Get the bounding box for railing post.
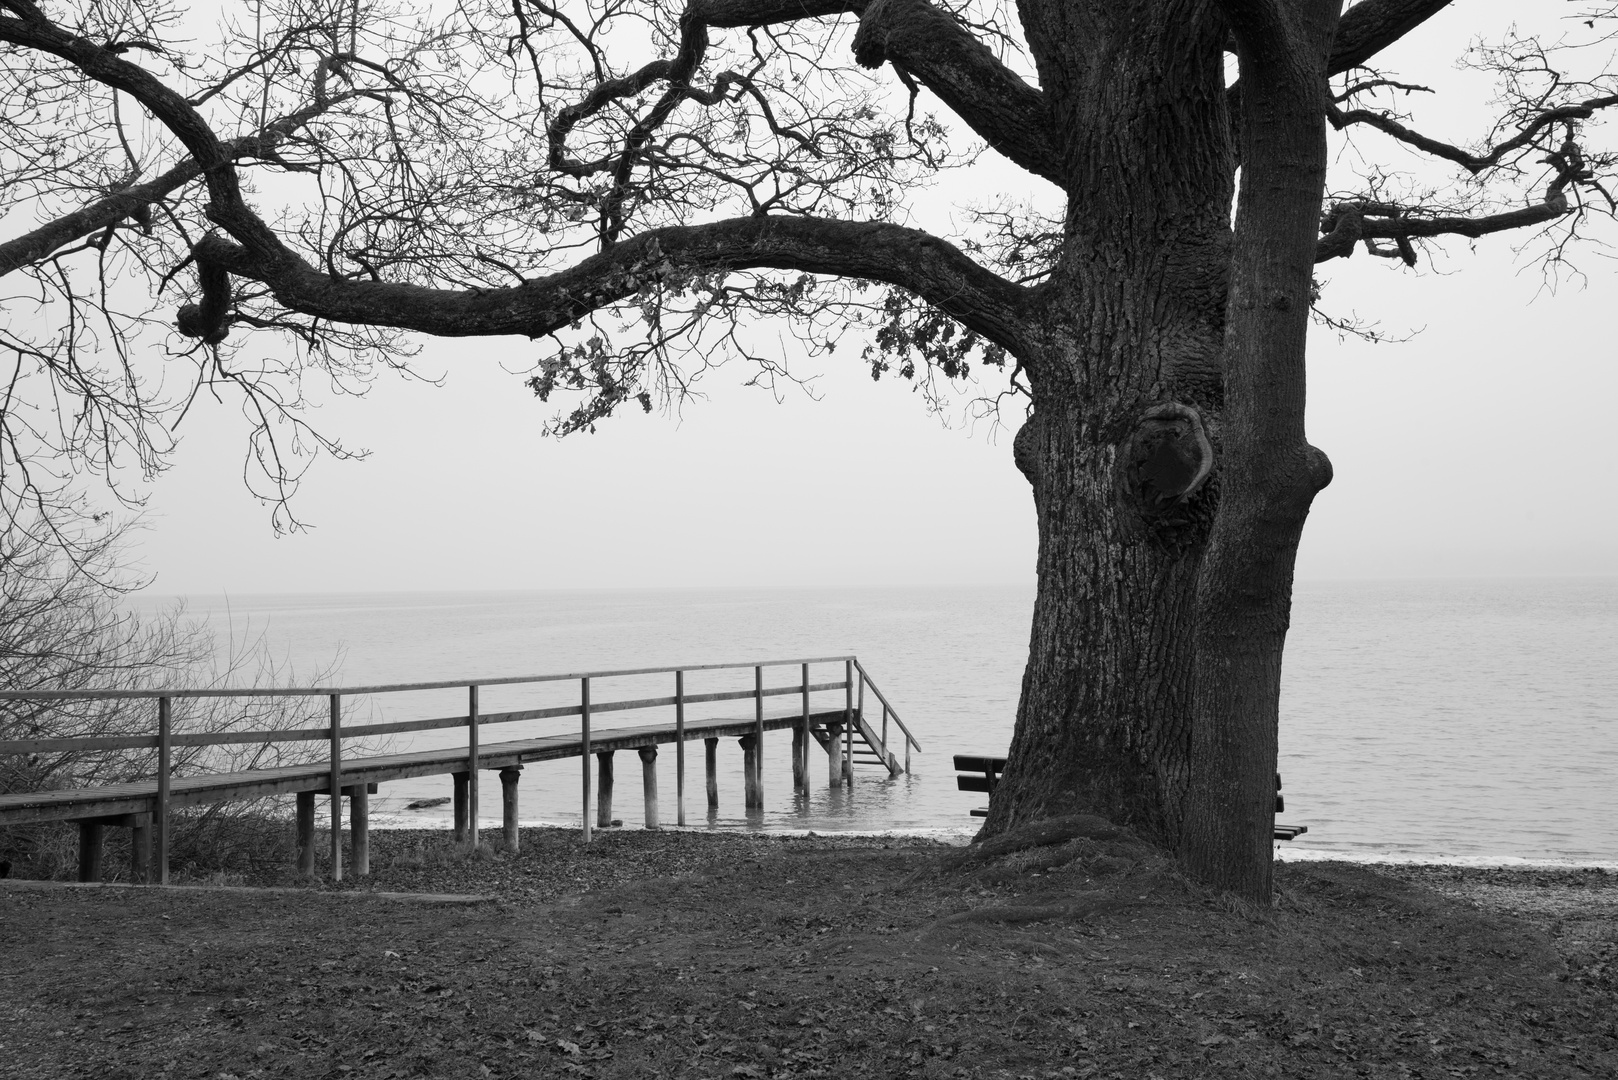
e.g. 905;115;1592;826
882;702;889;757
826;719;843;788
155;696;171;885
843;659;854;787
467;684;480;849
796;662;810;794
753;664;765;809
675;670;686;827
329;693;343;882
580;677;592;843
844;711;853;785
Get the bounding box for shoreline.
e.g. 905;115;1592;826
14;824;1617;926
352;812;1618;869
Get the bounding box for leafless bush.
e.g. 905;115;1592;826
0;515;343;878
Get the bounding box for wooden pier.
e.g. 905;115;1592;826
0;656;920;884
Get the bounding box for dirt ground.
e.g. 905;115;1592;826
2;823;1614;1079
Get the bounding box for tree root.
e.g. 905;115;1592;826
944;814;1133;869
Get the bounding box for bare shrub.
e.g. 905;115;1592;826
1;517;343;879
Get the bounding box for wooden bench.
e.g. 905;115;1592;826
953;755;1307;841
953;754;1005;817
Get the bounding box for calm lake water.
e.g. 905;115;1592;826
134;579;1617;864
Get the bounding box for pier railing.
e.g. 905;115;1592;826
0;654;921;884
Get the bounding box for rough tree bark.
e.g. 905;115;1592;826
1181;0;1341;897
981;1;1339;901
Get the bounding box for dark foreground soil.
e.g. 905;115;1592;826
2;823;1614;1079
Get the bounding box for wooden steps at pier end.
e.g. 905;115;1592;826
0;656;921;885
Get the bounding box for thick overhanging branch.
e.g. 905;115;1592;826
190;214;1032;355
1328;0;1453;76
2;2;1030;366
1225;1;1453;127
1227;0;1440;72
688;0;864;25
850;0;1060;183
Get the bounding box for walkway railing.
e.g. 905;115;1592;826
0;655;921;884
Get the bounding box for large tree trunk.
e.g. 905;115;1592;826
982;6;1233;849
991;389;1209;844
981;1;1339;903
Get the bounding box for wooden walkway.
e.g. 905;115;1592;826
0;710;874;823
0;657;919;885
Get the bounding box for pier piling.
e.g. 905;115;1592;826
741;735;762;809
499;766;522;853
704;737;719;809
597;751;615;828
296;791;316;877
130;813;150;883
75;820;103;883
792;724;806;794
346;784;370;877
452;771;470;843
639;746;659;828
826;721;843;788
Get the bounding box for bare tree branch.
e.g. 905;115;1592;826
850;0;1059;183
0;97;352;278
1315;187;1571;264
190;213;1031;354
1329;92;1618;173
0;7;291;266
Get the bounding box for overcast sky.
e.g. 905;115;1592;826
126;1;1618;598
